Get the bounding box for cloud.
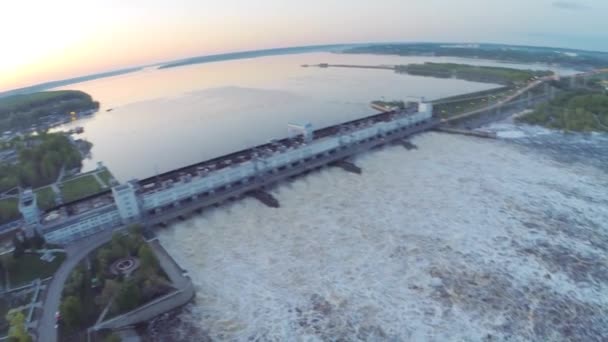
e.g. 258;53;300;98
552;1;590;10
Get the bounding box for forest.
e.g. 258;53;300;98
0;90;99;132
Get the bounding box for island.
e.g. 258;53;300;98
395;63;552;85
305;62;553;86
341;43;608;70
0;90;99;134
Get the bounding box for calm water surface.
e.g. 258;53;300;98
54;52;576;180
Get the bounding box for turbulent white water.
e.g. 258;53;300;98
152;130;608;341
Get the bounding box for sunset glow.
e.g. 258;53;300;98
1;0;607;91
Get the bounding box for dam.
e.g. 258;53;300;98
18;101;436;244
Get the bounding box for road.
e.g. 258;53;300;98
444;78;547;124
37;229;116;342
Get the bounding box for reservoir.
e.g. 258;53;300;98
54;52;576;181
55;51;607;340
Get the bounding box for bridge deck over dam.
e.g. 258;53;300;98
29;103;435;244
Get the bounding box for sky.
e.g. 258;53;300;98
1;0;607;91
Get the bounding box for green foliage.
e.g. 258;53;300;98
517;91;608;131
0;133;84;193
138;244;158;273
96;232;144;276
34;186;56;210
7;253;65;287
104;333;122;342
371;100;406;109
11;236;24;258
344;44;608;69
0;254;16;273
64;268;85;297
0;90;99;132
5;310;31;342
60;175;103;202
0;198;19;224
115;280;141;312
65;228;169;324
96;279;121;308
395;63;551;85
97;169;115;187
60;296;83;329
31;231;45;250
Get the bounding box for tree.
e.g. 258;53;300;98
1;254;15;272
96;279;121;308
110;233;128;259
31;231;45;250
128;224;143;237
116;280;141;312
64;269;84;296
138;244;158;273
60;296;83;329
6;310;32;342
104;333;122;342
12;236;24;258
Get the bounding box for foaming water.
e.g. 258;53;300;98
152;132;608;341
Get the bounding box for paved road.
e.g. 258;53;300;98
37;229;116;342
444;78;547;124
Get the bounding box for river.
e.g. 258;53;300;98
54;52;576;181
150;128;607;341
55;52;606;341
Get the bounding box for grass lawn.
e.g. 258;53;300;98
35;186;57;210
9;253;66;287
0;297;8;335
60;175;103;203
435;89;515;118
0;198;19;225
97;169;114;187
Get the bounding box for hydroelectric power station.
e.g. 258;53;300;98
19;101;436;244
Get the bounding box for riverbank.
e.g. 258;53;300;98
516;89;608;132
0;90;99;136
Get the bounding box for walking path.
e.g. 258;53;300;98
92;240;194;331
37;229;117;342
92;172;108;188
593;114;608;130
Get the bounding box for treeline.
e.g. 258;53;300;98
517;91;608;131
395;63;552;85
343;44;608;69
0;90;99;132
0;133;86;191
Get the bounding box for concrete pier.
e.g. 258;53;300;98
434;126;497;139
399;140;418;150
330;160;362;174
249;190;280;208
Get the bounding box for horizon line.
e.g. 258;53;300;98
2;40;606;97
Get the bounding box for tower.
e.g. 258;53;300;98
417;97;433;117
19;188;40;237
112;181;142;223
287;122;314;143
